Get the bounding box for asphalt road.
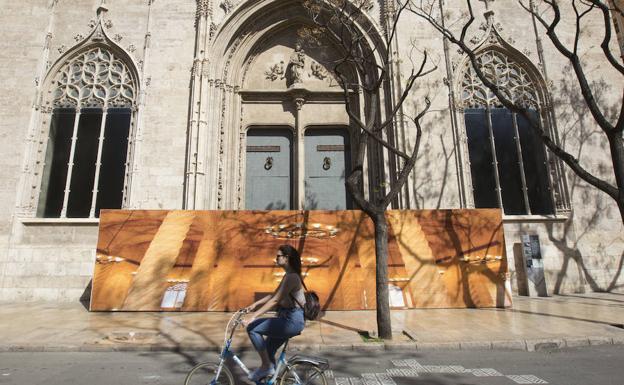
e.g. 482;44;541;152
0;344;622;385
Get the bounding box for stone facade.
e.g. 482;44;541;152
0;0;622;302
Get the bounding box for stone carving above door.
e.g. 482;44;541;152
254;37;339;90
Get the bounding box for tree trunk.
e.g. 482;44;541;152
373;212;392;339
608;132;624;224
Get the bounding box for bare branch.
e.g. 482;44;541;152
410;0;620;200
382;97;431;207
585;0;624;75
517;0;615;132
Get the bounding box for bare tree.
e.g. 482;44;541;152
410;0;624;222
303;0;437;338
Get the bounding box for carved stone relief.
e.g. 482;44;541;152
255;41;338;89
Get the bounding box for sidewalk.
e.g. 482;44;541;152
1;293;622;353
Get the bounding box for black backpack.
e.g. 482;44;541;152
291;280;321;321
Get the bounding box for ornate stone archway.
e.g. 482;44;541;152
185;0;390;210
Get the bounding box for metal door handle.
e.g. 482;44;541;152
264;156;273;170
323;157;331;170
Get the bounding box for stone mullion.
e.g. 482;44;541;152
485;105;504;210
89;108;108;218
512;113;531;214
60;110;82;218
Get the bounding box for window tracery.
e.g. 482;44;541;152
51;47;135;109
461;49;538;109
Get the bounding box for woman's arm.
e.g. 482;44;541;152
244;274;295;324
246;294;272;312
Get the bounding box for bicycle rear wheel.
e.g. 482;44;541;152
280;362;327;385
184;361;234;385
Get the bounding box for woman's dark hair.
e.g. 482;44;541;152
278;244;302;279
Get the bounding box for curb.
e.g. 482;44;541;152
0;335;621;353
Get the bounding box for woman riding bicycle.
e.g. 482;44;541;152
241;244;306;382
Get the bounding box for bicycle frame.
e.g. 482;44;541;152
212;310;304;385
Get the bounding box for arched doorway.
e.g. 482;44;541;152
186;0;388;210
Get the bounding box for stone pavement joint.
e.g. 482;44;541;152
0;293;622;353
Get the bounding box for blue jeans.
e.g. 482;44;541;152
246;308;305;364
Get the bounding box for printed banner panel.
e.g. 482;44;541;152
90;209;510;311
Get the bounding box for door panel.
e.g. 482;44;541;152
245;129;293;210
304;128;351;210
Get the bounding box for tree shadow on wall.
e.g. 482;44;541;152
545;65;624;294
386;209;508;308
409;106;456;210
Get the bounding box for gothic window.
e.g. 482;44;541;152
37;47;136;218
462;49;554;215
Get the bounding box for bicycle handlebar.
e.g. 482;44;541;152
223;308;252;345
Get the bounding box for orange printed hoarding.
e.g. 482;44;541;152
90;209;510;311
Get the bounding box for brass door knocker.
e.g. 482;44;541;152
322;157;331;170
264;156;273;170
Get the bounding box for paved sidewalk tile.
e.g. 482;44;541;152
0;293;623;353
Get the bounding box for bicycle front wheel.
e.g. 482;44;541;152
184;361;234;385
280;362;327;385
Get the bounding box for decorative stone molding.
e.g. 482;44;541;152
201;58;210;76
220;0;234;14
44;33;53;49
191;58;201;76
196;0;210;20
310;60;328;80
209;22;217;41
265;61;285;81
294;96;305;110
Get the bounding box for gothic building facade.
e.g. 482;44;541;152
0;0;622;302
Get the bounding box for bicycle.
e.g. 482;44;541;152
184;309;329;385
